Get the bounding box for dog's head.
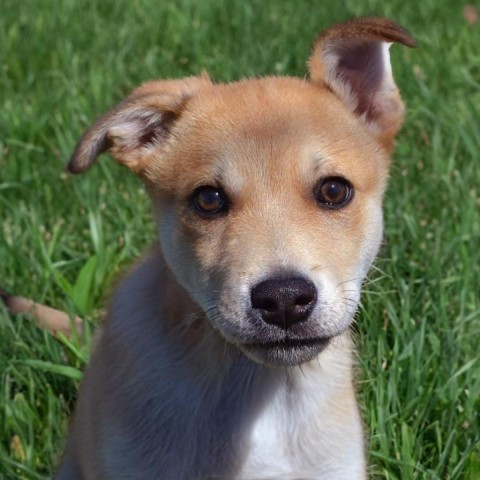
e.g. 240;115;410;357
69;18;414;366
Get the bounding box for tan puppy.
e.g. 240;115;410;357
57;18;415;479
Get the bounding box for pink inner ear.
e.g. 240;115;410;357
333;41;386;121
107;108;179;153
135;110;179;148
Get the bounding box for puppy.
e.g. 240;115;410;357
56;18;415;479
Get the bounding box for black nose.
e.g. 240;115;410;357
250;277;317;330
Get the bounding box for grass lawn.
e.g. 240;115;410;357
1;0;479;478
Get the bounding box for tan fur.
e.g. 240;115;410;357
57;17;414;480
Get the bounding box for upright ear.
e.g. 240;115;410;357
68;74;211;174
308;17;415;150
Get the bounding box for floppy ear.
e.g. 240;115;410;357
308;17;415;150
68;75;211;174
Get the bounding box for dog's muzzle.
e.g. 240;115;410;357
240;276;331;366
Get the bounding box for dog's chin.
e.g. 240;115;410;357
239;337;332;367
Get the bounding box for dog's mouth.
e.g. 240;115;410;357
240;336;332;366
246;337;329;350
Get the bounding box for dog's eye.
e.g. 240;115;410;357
192;186;229;217
315;177;353;208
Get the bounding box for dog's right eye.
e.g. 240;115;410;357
191;186;229;218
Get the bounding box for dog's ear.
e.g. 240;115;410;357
68;75;211;174
308;18;415;150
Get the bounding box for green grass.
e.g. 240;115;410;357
1;0;479;478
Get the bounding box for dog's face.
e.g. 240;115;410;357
150;79;388;366
69;18;414;366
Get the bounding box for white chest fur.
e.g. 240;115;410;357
236;340;366;480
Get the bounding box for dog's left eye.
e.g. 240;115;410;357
314;177;353;208
192;186;229;217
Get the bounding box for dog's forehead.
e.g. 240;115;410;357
189;77;358;142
